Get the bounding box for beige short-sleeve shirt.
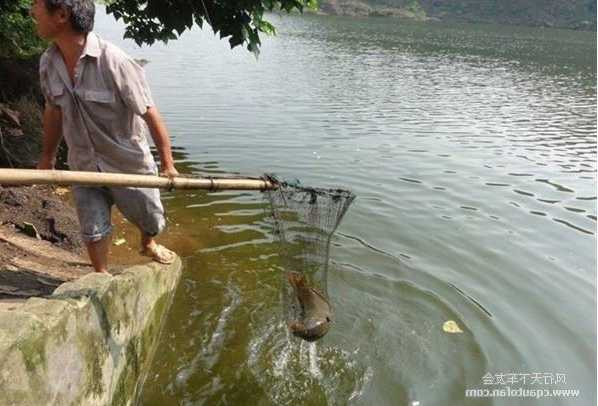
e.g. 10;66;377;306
39;32;157;174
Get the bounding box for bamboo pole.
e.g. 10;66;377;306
0;169;277;191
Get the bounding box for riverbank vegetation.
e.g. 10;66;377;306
319;0;596;30
0;0;45;59
0;1;46;168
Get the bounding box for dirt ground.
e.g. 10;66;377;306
0;185;91;300
0;185;82;251
0;184;157;301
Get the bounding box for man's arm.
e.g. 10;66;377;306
143;106;179;178
37;103;62;169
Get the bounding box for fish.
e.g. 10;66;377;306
287;272;333;342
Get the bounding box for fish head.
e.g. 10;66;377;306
291;316;332;342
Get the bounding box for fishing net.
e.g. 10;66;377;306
264;175;356;341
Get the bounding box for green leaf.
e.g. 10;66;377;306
101;0;314;54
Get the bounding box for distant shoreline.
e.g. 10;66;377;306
310;0;596;32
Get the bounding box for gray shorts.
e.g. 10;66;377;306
72;185;165;242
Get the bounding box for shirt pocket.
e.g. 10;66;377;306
50;83;66;107
81;89;116;104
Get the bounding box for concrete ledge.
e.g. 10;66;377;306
0;258;182;406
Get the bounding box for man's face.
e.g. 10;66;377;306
30;0;68;40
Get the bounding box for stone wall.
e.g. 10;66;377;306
0;258;182;406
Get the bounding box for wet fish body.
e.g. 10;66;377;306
287;272;333;342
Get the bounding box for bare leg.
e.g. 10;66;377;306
85;236;110;273
140;231;155;252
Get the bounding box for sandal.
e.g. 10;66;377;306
141;243;176;265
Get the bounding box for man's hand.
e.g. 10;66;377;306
160;165;179;179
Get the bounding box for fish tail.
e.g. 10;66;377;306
287;272;306;287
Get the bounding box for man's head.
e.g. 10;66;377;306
30;0;95;40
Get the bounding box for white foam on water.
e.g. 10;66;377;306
200;282;241;370
348;365;373;402
272;329;291;378
247;317;373;405
307;342;323;379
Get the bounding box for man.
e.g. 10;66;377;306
30;0;178;272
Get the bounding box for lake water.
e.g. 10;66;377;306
94;7;596;406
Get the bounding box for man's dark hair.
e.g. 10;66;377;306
44;0;95;33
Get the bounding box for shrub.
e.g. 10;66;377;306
0;0;45;59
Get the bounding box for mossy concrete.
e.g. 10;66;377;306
0;258;181;406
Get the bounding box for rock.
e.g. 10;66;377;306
0;258;182;405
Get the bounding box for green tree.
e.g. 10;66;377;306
0;0;45;58
106;0;318;55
